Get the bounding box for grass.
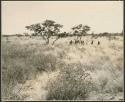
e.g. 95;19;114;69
1;39;59;100
1;36;123;100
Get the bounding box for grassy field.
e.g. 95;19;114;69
1;35;123;101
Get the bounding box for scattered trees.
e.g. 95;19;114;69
25;19;121;45
26;20;95;45
25;20;91;44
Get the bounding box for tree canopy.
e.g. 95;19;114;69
72;24;90;36
25;20;63;44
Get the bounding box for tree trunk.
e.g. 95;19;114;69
77;36;79;40
52;36;59;45
46;38;49;44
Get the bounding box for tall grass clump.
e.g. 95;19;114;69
46;63;94;100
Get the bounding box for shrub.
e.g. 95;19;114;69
46;63;94;100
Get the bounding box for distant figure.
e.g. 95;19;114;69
75;40;79;44
98;41;100;45
91;40;93;45
81;40;84;45
80;40;82;44
77;40;80;44
69;40;73;45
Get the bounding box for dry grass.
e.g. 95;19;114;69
1;36;123;101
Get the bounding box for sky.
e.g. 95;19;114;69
2;1;123;35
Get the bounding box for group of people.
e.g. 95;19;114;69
69;39;100;45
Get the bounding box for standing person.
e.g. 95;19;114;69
98;41;100;45
91;40;93;45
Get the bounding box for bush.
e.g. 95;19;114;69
46;63;94;100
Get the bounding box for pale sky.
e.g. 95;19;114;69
2;1;123;35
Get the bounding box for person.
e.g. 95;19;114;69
81;40;84;45
69;40;73;45
98;41;100;45
91;40;93;45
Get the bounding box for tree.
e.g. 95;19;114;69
42;20;63;44
25;20;63;44
71;24;90;39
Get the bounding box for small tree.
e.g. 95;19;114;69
25;20;63;44
71;24;90;40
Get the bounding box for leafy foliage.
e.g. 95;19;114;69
25;20;63;44
72;24;90;36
